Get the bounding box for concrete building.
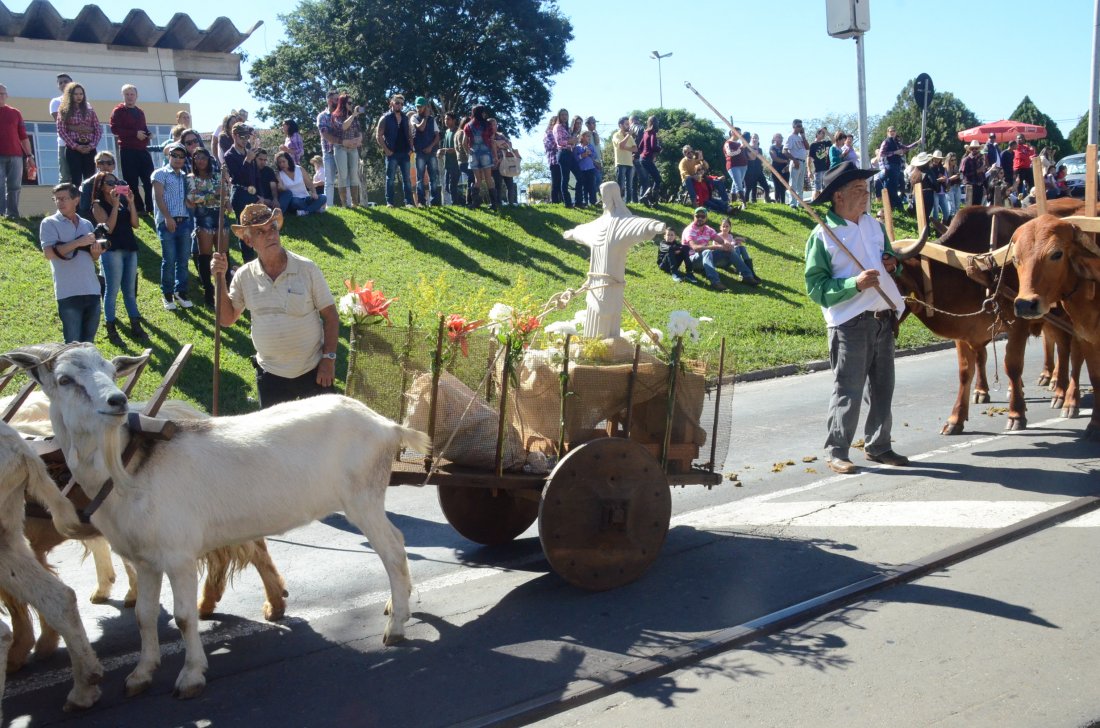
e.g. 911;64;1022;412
0;0;259;215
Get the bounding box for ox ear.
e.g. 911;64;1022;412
1074;228;1100;258
110;355;146;380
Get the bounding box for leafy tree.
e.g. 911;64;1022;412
805;111;882;158
1007;96;1072;158
248;0;573;160
871;79;980;161
1068;113;1089;153
628;108;727;199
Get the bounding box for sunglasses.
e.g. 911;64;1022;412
183;139;200;145
97;161;115;167
104;179;119;186
170;153;188;159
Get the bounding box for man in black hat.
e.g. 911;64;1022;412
804;161;909;474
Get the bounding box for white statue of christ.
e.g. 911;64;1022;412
562;182;666;339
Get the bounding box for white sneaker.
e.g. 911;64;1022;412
162;297;177;311
297;210;308;216
173;293;194;309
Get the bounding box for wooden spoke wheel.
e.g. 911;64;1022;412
539;438;671;591
437;484;540;546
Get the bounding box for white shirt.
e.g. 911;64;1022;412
278;167;309;198
814;213;903;326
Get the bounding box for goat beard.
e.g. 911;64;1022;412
63;416;132;494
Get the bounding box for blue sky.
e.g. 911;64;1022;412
24;0;1097;158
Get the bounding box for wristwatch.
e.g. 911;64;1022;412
321;352;337;360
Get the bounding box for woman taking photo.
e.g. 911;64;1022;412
274;151;326;215
185;147;224;307
92;170;145;345
331;94;364;207
637;115;662;207
57;82;101;185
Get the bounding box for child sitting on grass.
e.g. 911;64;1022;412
716;216;761;284
657;227;698;283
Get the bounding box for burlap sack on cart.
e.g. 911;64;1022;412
404;371;548;473
511;344;707;453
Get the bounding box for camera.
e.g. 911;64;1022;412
356;105;365;114
93;223;111;251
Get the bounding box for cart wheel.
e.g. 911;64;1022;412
539;438;670;591
438;485;540;546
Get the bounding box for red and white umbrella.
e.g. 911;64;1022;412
957;120;1047;144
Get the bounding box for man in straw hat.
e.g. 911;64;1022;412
959;140;987;206
804;161;910;474
211;203;339;408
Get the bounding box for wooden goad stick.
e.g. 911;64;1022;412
684;81;898;310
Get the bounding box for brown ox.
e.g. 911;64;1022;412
897;198;1084;434
1012;214;1100;440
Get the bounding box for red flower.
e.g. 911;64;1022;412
345;279;396;324
516;315;541;336
445;314;481;358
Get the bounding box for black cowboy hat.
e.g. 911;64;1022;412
810;161;877;206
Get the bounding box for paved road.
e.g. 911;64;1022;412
4;343;1096;727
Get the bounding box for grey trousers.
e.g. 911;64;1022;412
0;155;22;217
825;313;896;460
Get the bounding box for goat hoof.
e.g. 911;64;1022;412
382;627;405;646
198;601;216;620
123;596;137;609
1036;374;1051;386
63;685;101;712
383;597;392;616
941;421;964;436
1051;397;1064;409
262;601;285;622
1005;417;1027;431
173;674;206;700
125;672;153;697
973;391;990;404
89;593;109;605
1063;407;1079;419
6;655;27;674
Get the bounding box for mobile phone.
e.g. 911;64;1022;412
115;184;131;198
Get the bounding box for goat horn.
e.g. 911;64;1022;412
892;225;932;261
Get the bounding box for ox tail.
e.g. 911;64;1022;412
398;425;432;457
21;448;83;540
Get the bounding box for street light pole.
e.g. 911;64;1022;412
650;51;672;108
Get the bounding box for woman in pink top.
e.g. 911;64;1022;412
57;83;101;185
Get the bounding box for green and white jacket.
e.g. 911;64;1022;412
804;210;904;327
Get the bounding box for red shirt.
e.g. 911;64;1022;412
109;103;150;150
724;139;748;169
0;105;28;157
1013;143;1034;172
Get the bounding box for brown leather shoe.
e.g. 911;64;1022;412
866;450;910;466
827;457;857;474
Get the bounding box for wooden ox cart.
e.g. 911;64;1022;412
347;321;730;591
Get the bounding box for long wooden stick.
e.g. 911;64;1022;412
211;170;230;416
685;82;897;309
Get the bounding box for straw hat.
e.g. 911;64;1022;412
230;204;283;238
931;149;944;161
909;151;932;168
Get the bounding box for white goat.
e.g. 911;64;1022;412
1;343;422;699
0;392;289;675
0;419;103;716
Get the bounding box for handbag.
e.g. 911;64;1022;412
499;150;521;177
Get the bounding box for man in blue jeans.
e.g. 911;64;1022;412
40;183;103;342
375;94;414;207
804;162;909;475
316;90;339;207
410;97;441;207
152;142;194;310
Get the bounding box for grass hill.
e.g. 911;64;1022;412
0;201;935;415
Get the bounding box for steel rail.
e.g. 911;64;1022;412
457;494;1100;728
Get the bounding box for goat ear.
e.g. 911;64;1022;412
0;350;46;382
110;355;146;380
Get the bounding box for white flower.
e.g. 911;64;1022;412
699;316;714;323
667;311;701;342
487;303;513;334
338;293;362;318
544;321;579;337
572;308;587;329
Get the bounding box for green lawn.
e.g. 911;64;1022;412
0;201;936;415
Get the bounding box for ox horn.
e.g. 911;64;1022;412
892;225;932;261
